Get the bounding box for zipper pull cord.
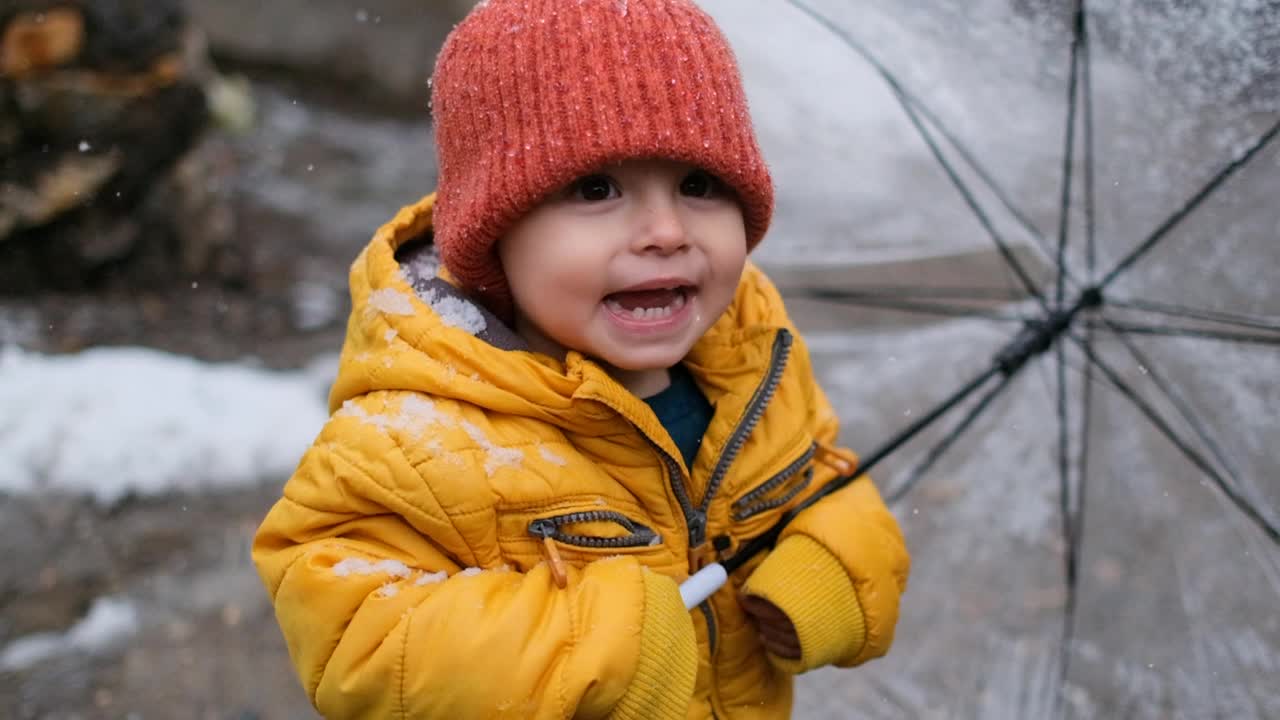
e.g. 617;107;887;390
541;535;568;589
530;518;569;589
814;440;857;475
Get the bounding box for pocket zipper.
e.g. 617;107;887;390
528;511;663;589
731;443;816;521
528;510;662;549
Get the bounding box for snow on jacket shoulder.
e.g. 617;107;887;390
252;193;909;720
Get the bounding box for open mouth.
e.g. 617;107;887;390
603;285;694;321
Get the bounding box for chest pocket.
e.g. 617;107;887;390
527;509;661;551
730;441;816;522
722;438;862;560
496;497;670;578
716;435;814;550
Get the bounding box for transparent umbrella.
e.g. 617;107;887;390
690;1;1280;717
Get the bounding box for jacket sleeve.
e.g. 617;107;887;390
253;421;697;720
741;337;910;673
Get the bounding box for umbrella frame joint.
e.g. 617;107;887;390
995;290;1100;375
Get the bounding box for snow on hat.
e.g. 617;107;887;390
430;0;774;321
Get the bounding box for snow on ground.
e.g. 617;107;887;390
0;346;333;505
0;596;138;671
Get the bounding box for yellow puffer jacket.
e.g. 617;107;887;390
253;194;909;719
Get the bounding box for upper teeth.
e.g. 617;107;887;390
607;292;687;320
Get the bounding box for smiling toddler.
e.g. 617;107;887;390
253;1;909;718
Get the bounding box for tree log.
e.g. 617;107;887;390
0;0;222;293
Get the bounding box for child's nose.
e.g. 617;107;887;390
633;196;689;255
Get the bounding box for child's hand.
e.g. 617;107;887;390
740;594;801;660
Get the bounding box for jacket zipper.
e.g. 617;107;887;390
646;441;720;661
691;329;794;552
731;442;816;520
682;328;791;693
527;510;661;549
657;449;702;549
583;330;792;663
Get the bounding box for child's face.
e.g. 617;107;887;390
498;158;747;375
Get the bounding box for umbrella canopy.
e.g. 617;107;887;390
701;0;1280;717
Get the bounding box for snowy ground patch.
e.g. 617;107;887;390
0;596;139;671
0;346;333;505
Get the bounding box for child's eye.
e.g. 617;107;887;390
569;175;619;202
680;170;725;199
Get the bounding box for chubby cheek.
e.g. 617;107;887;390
704;248;747;317
501;234;601;318
525;264;604;331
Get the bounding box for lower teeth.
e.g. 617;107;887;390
607;292;688;320
631;306;668;320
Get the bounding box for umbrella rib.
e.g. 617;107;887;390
1098;118;1280;291
885;370;1018;505
1068;333;1280;546
786;288;1031;322
1071;326;1096;618
1038;8;1094;701
902;97;1064;275
1095;317;1243;481
789;285;1028;301
890;84;1050;310
1055;338;1078;719
1054;1;1085;308
1072;6;1098;662
786;0;1050;310
1087;319;1280;347
1054;5;1085;696
1106;298;1280;334
1080;4;1097;285
1059;12;1100;702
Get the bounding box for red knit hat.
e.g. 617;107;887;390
430;0;774;321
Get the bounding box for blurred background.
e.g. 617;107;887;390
1;1;1278;718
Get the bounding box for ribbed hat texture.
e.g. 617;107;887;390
430;0;774;320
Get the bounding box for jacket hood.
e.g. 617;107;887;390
330;193;791;430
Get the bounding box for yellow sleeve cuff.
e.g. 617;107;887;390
609;569;697;720
741;534;867;673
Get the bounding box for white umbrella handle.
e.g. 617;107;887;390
679;563;728;609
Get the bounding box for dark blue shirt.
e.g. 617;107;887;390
643;363;713;469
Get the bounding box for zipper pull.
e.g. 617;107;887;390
688;541;715;571
687;509;707;545
530;519;568;589
541;536;568;589
686;509;713;569
814;440;858;475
